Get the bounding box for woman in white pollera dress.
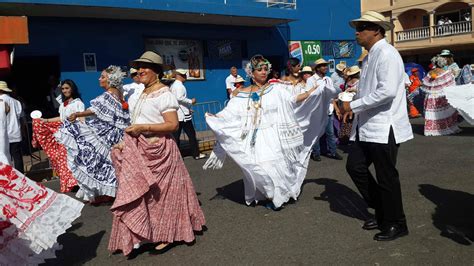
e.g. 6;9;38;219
204;54;337;210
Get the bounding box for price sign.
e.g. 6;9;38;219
288;41;322;66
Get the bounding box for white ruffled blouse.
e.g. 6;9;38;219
58;98;85;122
128;86;179;124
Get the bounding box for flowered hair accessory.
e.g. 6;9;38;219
105;65;126;92
245;54;272;78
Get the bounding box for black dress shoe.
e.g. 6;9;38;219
373;225;408;241
362;219;378;230
327;152;343;160
310;154;321;161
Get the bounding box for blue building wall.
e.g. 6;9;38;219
11;0;361;126
0;0;298;20
16;17;289;108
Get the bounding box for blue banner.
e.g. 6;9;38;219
332;41;355;58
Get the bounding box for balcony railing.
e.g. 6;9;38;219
396;20;472;42
396;26;430;42
432;20;472;37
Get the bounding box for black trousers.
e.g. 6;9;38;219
346;128;406;228
172;120;200;157
9;142;24;173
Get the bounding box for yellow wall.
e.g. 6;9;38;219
360;0;474;56
362;0;472;13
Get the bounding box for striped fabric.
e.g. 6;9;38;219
108;134;205;256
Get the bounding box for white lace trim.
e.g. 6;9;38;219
0;193;83;265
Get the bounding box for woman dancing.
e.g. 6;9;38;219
421;55;461;136
55;66;130;202
204;54;337;209
108;51;205;256
32;79;84;192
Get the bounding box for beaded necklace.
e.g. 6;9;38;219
240;83;269;147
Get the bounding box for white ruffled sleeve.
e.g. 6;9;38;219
158;92;179;114
72;99;85;113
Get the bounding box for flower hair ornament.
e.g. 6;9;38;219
430;55;447;69
245;54;272;78
105;65;126;92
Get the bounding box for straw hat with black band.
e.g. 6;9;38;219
345;66;361;77
440;49;453;57
300;66;313;75
232;76;245;84
130;51;163;67
336;63;346;73
314;58;329;67
174;68;188;79
349;11;394;31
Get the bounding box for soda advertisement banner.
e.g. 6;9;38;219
332;41;354;58
288;41;322;66
145;38;204;80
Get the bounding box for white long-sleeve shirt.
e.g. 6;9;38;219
170;80;193;122
123;82;145;100
349;39;413;144
306;73;339;115
0;94;23;143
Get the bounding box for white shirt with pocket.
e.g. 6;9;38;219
349;39;413;144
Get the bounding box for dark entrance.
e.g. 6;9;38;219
10;56;60;117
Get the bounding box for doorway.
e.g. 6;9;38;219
10;56;60;117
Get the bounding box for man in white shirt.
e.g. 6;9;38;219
307;58;342;161
331;63;346;91
342;11;413;241
225;66;242;99
0;81;24;172
123;68;145;100
170;69;206;160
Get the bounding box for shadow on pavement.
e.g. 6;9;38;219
308;178;372;221
209;179;246;205
419;184;474;245
43;229;106;265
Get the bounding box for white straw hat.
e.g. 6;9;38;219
0;81;12;92
350;11;394;31
346;66;361;76
314;58;329;66
174;69;188;76
300;66;313;74
440;49;453;56
232;76;245;83
336;63;346;72
130;51;164;67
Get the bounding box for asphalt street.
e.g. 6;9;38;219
42;119;474;265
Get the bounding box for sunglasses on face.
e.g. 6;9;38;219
355;23;378;32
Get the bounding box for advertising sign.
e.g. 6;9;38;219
288;41;322;66
208;40;242;60
145;38;204;80
332;41;355;58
